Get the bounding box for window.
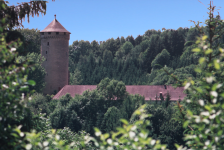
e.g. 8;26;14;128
41;32;44;35
160;92;163;97
64;32;66;35
56;32;59;35
164;85;167;89
46;51;47;54
47;42;49;46
48;32;51;35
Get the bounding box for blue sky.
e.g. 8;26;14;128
8;0;224;46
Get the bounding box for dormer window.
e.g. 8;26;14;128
160;92;163;97
48;32;51;35
56;32;59;35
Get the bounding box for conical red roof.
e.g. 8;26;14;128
40;19;71;34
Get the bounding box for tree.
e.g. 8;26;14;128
126;35;135;46
168;29;185;56
26;53;46;93
151;49;170;69
97;78;127;101
107;38;117;57
139;39;150;52
70;68;83;85
121;41;133;55
135;35;143;45
1;1;51;30
91;40;100;57
29;93;50;116
163;2;224;149
164;91;171;108
120;36;125;45
143;34;161;73
17;28;41;54
100;106;121;133
144;29;160;38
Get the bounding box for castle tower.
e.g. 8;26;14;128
40;15;71;95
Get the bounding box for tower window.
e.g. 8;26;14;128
64;32;66;35
48;32;51;35
47;42;49;46
46;51;47;54
56;32;59;35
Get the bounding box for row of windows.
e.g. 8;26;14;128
41;32;67;35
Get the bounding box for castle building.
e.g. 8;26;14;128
40;16;186;100
53;85;186;101
40;15;71;95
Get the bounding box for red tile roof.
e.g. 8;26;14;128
53;85;186;101
40;19;71;34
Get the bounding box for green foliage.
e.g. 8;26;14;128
26;53;46;92
180;31;224;149
29;93;51;115
151;49;171;69
70;68;83;85
101;106;121;133
0;12;35;150
25;128;92;150
97;77;127;101
130;103;185;150
17;28;41;55
85;105;167;150
121;41;134;55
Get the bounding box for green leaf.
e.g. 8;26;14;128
211;83;218;91
28;80;36;86
192;48;201;52
187;110;193;116
175;143;180;148
194;67;202;73
199;57;205;64
220;93;224;98
205;49;213;55
120;119;129;125
202;35;208;40
214;59;220;70
183;121;189;128
218;130;223;136
205;105;211;111
196;87;203;93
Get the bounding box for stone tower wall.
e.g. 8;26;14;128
40;32;70;94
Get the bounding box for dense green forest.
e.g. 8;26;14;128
1;0;224;150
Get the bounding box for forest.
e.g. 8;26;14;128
1;0;224;150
